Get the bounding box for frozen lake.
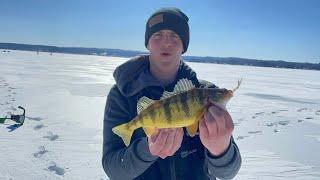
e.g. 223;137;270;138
1;50;319;179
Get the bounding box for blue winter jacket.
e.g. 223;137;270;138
102;55;241;180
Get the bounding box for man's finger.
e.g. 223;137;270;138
150;128;160;142
169;128;183;154
151;129;169;154
159;129;176;156
223;110;234;131
208;106;226;135
204;110;218;137
199;117;209;138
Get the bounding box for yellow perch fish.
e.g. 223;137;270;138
112;78;242;146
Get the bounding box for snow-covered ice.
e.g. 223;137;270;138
0;50;319;179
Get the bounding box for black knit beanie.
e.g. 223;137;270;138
145;7;189;54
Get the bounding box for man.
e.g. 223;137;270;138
102;7;241;180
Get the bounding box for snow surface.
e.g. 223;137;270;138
0;50;319;179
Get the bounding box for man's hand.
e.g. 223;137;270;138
199;104;234;156
148;128;184;159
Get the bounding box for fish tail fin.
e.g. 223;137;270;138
112;123;136;146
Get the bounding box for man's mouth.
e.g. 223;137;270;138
161;52;171;56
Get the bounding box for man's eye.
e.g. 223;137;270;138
171;34;179;39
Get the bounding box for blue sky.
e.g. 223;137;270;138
0;0;319;63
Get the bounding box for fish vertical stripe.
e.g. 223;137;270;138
131;117;139;127
196;89;205;105
206;88;211;101
180;91;190;117
139;114;145;126
148;107;156;122
172;95;181;113
189;89;196;103
163;99;172;123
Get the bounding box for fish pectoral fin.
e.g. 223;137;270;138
186;122;199;137
143;127;157;137
186;109;205;137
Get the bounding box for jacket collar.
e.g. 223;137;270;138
113;55;198;97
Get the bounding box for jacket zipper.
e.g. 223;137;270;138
170;157;176;180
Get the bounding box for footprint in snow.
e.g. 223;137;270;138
236;135;249;140
26;116;46;121
43;131;59;141
278;109;288;112
278;120;290;126
248;130;263;134
298;119;304;123
47;162;66;176
266;122;277;127
238;118;244;122
254;112;265;115
34;124;46;130
9;106;17;111
297;108;308;112
33;146;48;158
305;117;314;120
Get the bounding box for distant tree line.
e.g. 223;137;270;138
1;42;319;70
183;56;320;70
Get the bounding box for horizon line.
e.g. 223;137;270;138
0;41;317;64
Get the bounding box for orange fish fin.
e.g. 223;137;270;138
186;121;199;137
143;127;157;137
187;108;207;137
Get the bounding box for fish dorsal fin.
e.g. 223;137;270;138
160;78;195;99
174;78;195;92
160;91;175;99
137;79;195;113
137;96;155;114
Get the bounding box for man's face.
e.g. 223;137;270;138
147;30;184;68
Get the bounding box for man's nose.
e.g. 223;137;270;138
162;35;172;47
